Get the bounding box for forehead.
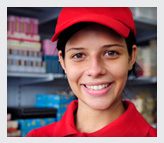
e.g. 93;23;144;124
66;24;125;47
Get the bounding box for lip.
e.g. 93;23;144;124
82;82;110;86
81;82;113;96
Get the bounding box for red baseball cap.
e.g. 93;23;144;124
51;7;136;42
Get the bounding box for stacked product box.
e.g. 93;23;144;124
42;39;58;56
7;49;46;73
42;39;63;73
136;40;157;77
7;114;21;137
35;92;75;121
18;118;56;137
43;56;63;73
7;16;39;39
7;15;46;73
129;91;157;127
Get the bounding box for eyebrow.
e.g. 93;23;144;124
66;44;124;53
66;47;85;53
102;44;124;48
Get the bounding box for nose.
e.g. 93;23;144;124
85;56;106;78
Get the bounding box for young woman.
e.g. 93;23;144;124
26;7;157;137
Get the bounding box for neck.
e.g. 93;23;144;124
75;99;125;133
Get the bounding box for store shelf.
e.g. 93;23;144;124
7;72;66;85
133;16;157;26
132;16;157;43
127;76;157;85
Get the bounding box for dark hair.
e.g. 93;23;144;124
57;22;142;78
125;32;143;77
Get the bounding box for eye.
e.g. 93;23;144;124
72;53;86;59
104;50;119;56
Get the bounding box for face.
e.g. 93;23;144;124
59;24;137;111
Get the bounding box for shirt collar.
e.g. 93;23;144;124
53;100;79;137
53;100;150;137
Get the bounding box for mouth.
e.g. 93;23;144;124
82;82;113;96
84;83;112;91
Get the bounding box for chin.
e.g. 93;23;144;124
87;100;112;111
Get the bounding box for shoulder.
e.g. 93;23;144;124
26;122;58;137
146;126;157;137
123;100;157;137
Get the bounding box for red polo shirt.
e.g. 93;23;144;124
26;100;157;137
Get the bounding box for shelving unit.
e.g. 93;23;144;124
127;76;157;85
133;16;157;43
7;72;66;85
7;72;64;78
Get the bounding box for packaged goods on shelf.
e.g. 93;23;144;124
35;92;75;121
42;39;58;56
136;40;157;77
130;91;156;125
7;48;46;73
8;49;42;61
18;118;56;129
7;38;41;51
7;120;18;132
18;118;56;137
7;15;40;42
43;55;63;73
35;94;75;109
7;130;21;137
7;59;46;73
7;31;40;41
7;15;47;74
7;16;39;35
7;120;21;137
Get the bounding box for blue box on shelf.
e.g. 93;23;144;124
43;56;63;73
35;93;76;122
36;94;65;104
18;118;56;137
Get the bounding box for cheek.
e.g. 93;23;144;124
65;63;83;99
108;59;129;96
111;64;128;78
65;62;82;85
109;57;129;78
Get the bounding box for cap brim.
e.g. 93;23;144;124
51;14;130;42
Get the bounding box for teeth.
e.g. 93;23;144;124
85;84;109;90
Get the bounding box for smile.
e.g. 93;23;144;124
82;82;113;96
85;83;110;90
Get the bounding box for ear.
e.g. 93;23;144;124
128;45;137;70
58;50;66;73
